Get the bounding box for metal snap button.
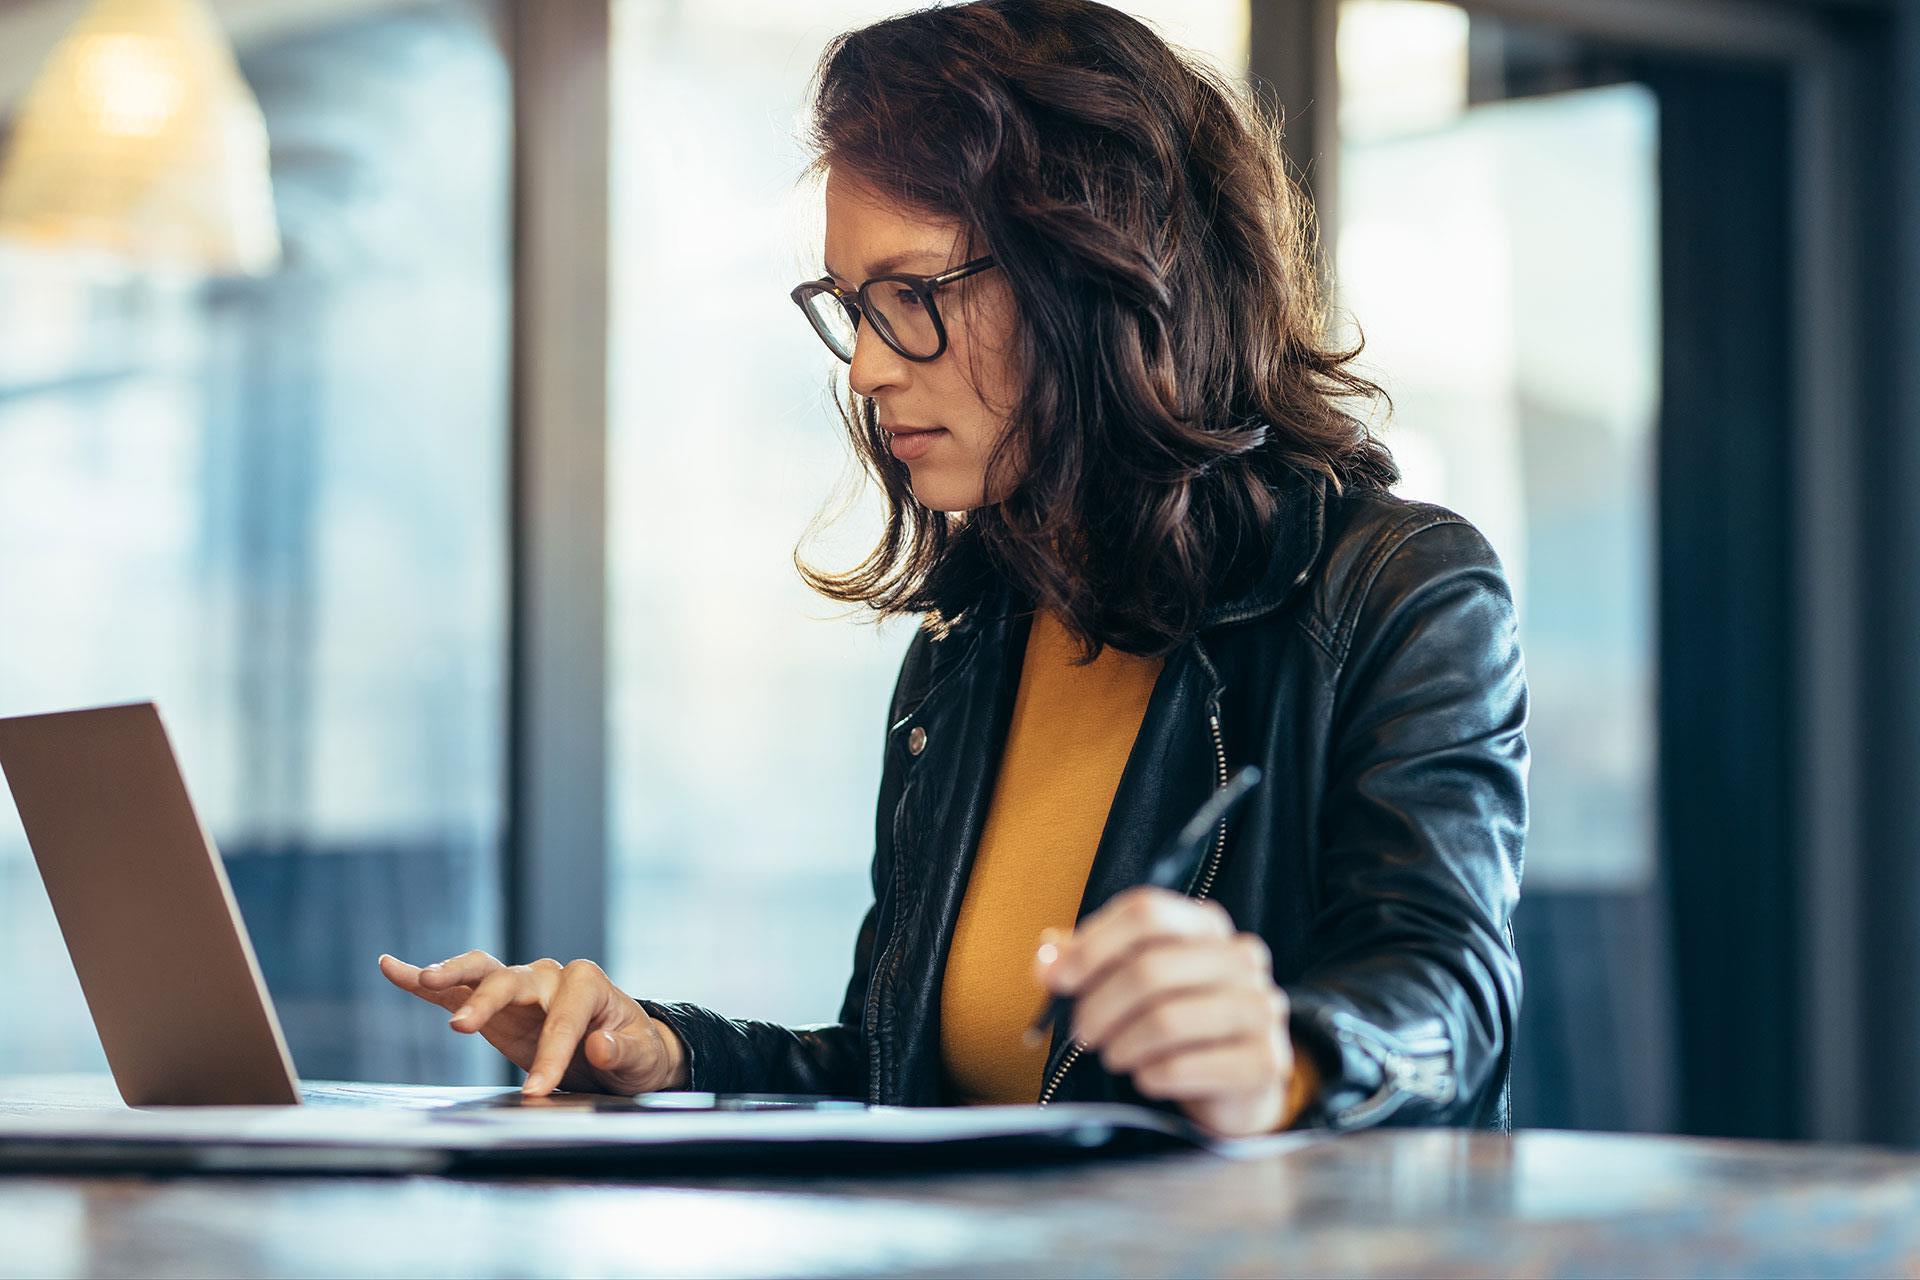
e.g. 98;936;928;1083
907;725;927;756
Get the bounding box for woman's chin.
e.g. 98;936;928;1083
906;473;987;514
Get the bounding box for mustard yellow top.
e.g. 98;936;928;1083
939;606;1165;1105
938;606;1320;1129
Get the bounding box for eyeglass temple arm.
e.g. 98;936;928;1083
927;256;996;287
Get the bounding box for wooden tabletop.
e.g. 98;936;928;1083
4;1076;1919;1278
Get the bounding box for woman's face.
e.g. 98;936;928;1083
822;168;1022;512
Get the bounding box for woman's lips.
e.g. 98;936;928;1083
888;428;946;462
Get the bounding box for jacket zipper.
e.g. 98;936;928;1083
1320;1010;1454;1128
1037;697;1231;1107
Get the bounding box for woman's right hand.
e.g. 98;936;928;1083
377;951;688;1096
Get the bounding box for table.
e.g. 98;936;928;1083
4;1076;1919;1278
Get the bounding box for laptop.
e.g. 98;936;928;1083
0;702;858;1114
0;701;509;1108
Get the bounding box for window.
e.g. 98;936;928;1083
1334;0;1660;890
0;1;511;1082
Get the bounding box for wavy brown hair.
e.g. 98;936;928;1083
795;0;1397;660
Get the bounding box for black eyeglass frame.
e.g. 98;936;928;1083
790;255;998;364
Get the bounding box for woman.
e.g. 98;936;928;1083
380;0;1527;1138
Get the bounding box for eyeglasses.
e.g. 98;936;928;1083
790;255;998;363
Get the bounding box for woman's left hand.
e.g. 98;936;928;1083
1034;886;1299;1138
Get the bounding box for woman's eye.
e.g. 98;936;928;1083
892;289;923;308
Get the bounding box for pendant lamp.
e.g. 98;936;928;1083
0;0;280;275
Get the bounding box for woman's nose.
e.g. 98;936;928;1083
847;323;908;398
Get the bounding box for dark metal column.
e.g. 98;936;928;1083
1248;0;1341;269
1861;0;1920;1146
504;0;612;967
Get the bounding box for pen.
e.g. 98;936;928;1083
1023;764;1264;1049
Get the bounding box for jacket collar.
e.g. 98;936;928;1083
1196;461;1328;629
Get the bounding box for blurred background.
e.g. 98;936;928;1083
0;0;1914;1146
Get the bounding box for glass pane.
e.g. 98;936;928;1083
0;1;511;1082
1334;0;1660;890
607;0;1249;1023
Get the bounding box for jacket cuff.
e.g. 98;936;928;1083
636;998;719;1092
1285;988;1456;1131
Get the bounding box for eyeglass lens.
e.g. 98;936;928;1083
800;281;942;361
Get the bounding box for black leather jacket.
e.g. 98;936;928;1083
640;463;1528;1131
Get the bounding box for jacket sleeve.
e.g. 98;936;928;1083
633;630;929;1098
1284;516;1528;1131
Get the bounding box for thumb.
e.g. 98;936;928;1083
584;1024;667;1091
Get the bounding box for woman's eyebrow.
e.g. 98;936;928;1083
823;249;950;282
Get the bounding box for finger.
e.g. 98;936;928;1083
1132;1034;1287;1101
449;965;551;1034
1042;888;1234;996
418;950;507;992
1100;986;1279;1075
523;962;608;1094
378;954;474;1013
378;953;426;989
1068;939;1253;1050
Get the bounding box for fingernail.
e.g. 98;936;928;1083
424;962;442;972
450;1005;472;1023
522;1072;549;1094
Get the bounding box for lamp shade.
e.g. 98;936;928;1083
0;0;280;275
